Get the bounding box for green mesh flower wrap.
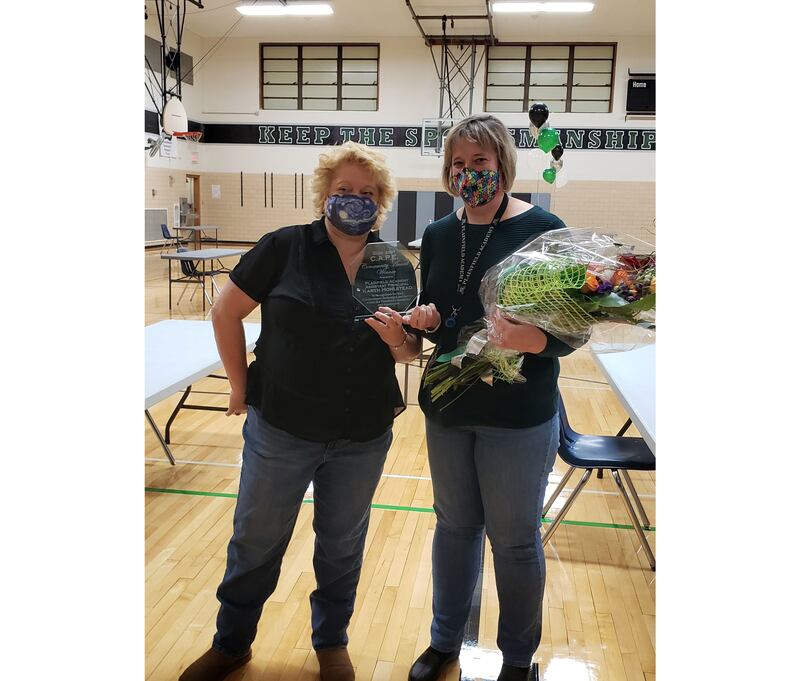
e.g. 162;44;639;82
493;258;596;343
497;260;586;301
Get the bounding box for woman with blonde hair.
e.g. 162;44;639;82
402;115;578;681
181;142;422;681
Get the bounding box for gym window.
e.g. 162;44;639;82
261;43;379;111
485;43;616;114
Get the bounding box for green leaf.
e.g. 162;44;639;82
568;291;656;318
600;293;655;316
565;290;600;312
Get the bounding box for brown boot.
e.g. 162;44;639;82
179;647;252;681
316;647;355;681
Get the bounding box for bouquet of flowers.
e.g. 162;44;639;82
424;227;656;405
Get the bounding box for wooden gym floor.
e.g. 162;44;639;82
145;247;655;681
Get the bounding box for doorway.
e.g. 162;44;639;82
185;174;201;226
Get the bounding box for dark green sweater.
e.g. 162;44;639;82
418;204;576;429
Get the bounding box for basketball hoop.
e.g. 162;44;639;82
421;118;456;157
172;131;203;143
173;130;203;164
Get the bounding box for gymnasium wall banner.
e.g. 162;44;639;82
144;111;655;151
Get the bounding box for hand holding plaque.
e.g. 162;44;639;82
353;242;419;320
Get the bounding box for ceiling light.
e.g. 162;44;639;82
492;2;594;13
236;2;334;16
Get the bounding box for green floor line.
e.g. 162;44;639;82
145;487;655;532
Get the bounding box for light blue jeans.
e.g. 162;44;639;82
212;406;391;656
425;415;559;667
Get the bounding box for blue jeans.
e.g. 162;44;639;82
425;415;559;667
212;406;391;656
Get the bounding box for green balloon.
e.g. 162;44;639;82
537;128;560;154
543;168;556;184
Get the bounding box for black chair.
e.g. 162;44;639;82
160;223;187;254
542;395;656;570
175;247;224;308
175;247;200;305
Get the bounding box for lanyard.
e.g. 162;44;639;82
444;192;509;329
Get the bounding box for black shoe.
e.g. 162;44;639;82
496;663;539;681
408;646;460;681
179;647;252;681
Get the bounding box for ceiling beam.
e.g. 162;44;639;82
427;35;495;46
405;0;498;47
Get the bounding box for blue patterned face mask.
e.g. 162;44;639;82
325;194;379;235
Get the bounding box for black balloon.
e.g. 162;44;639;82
551;144;564;161
528;103;549;129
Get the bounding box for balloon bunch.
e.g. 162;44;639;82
528;103;564;185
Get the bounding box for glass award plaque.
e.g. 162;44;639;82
353;242;419;320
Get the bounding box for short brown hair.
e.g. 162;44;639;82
310;141;397;230
441;114;517;196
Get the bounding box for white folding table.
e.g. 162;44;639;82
145;320;260;464
591;344;655;453
161;248;246;311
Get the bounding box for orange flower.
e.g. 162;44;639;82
581;273;601;293
612;269;632;286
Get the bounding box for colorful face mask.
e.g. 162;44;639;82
450;168;501;207
325;194;379;235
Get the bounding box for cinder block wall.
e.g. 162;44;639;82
145;167;655;246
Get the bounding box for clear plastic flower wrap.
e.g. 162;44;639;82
426;322;526;406
483;227;655;349
424;227;655;406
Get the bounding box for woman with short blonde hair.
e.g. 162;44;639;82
403;114;578;681
311;141;397;228
181;141;418;681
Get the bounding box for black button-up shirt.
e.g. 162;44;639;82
229;218;405;443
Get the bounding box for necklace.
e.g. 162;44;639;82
445;193;509;329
